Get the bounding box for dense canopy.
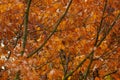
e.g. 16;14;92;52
0;0;120;80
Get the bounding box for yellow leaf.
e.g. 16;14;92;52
68;76;71;80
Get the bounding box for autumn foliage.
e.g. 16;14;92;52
0;0;120;80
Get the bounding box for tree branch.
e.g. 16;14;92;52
63;6;120;80
94;0;108;46
21;0;32;56
14;70;21;80
27;0;73;58
83;53;94;80
103;70;117;78
97;12;120;47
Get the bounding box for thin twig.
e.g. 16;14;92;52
94;45;118;61
103;70;118;78
60;49;69;77
94;0;108;46
35;54;60;69
97;12;120;47
84;53;94;80
63;5;120;80
13;15;24;48
63;50;94;80
14;70;21;80
27;0;73;58
83;12;120;80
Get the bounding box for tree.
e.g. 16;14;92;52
0;0;120;80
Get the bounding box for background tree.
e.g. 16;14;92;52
0;0;120;80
